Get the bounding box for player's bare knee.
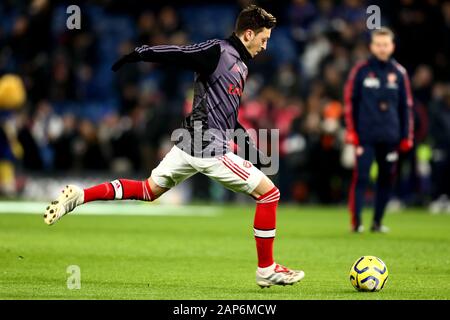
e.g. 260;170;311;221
147;177;169;200
253;185;280;203
252;176;278;199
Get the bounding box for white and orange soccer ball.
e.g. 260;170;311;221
349;256;389;292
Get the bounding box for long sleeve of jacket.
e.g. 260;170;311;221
134;40;221;75
397;67;414;142
344;61;365;135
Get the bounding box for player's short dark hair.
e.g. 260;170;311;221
234;5;276;35
371;27;395;41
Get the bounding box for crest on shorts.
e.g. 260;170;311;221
243;160;252;168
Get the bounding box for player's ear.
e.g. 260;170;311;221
244;29;255;42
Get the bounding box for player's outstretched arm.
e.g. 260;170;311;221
112;40;221;75
111;51;141;71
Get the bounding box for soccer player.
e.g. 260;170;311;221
44;5;304;288
345;27;414;233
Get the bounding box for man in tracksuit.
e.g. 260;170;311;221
344;27;414;233
44;6;305;288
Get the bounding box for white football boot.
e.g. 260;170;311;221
256;263;305;288
44;185;84;225
352;225;365;233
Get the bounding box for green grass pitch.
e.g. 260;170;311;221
1;204;449;300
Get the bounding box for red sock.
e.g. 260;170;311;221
254;187;280;268
84;179;154;203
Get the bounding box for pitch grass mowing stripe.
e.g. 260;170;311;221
0;201;221;217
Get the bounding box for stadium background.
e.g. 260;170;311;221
1;0;450;302
0;0;449;210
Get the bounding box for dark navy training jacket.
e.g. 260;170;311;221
344;56;414;145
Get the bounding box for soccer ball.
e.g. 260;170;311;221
349;256;388;292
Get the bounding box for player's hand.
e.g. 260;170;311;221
399;138;413;153
345;130;359;146
111;51;141;72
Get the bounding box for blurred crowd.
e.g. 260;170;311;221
1;0;450;208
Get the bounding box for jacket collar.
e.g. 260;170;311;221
227;33;253;62
369;55;392;68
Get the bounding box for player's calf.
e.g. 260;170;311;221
254;186;280;269
252;185;305;288
84;179;156;202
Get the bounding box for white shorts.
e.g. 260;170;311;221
150;146;265;194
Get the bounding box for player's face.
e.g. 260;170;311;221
370;35;395;61
245;28;272;57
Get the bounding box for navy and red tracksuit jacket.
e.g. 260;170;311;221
344;56;414;146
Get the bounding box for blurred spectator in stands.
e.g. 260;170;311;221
351;40;370;63
335;0;366;26
274;63;299;97
75;64;102;101
49;50;76;102
112;108;144;173
114;41;140;114
285;102;310;202
0;74;26;195
50;113;78;171
137;11;158;45
391;65;432;207
0;117;21;195
153;7;190;116
273;94;302;200
390;0;437;72
310;0;336;32
287;0;318;53
74;119;107;171
158;6;184;40
412;64;434;105
428;84;450;213
321;36;351;79
30;100;61;169
300;30;331;82
7;1;52;105
17;111;43;171
300;81;324;201
322;62;344;101
434;1;450;81
70;30;98;68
